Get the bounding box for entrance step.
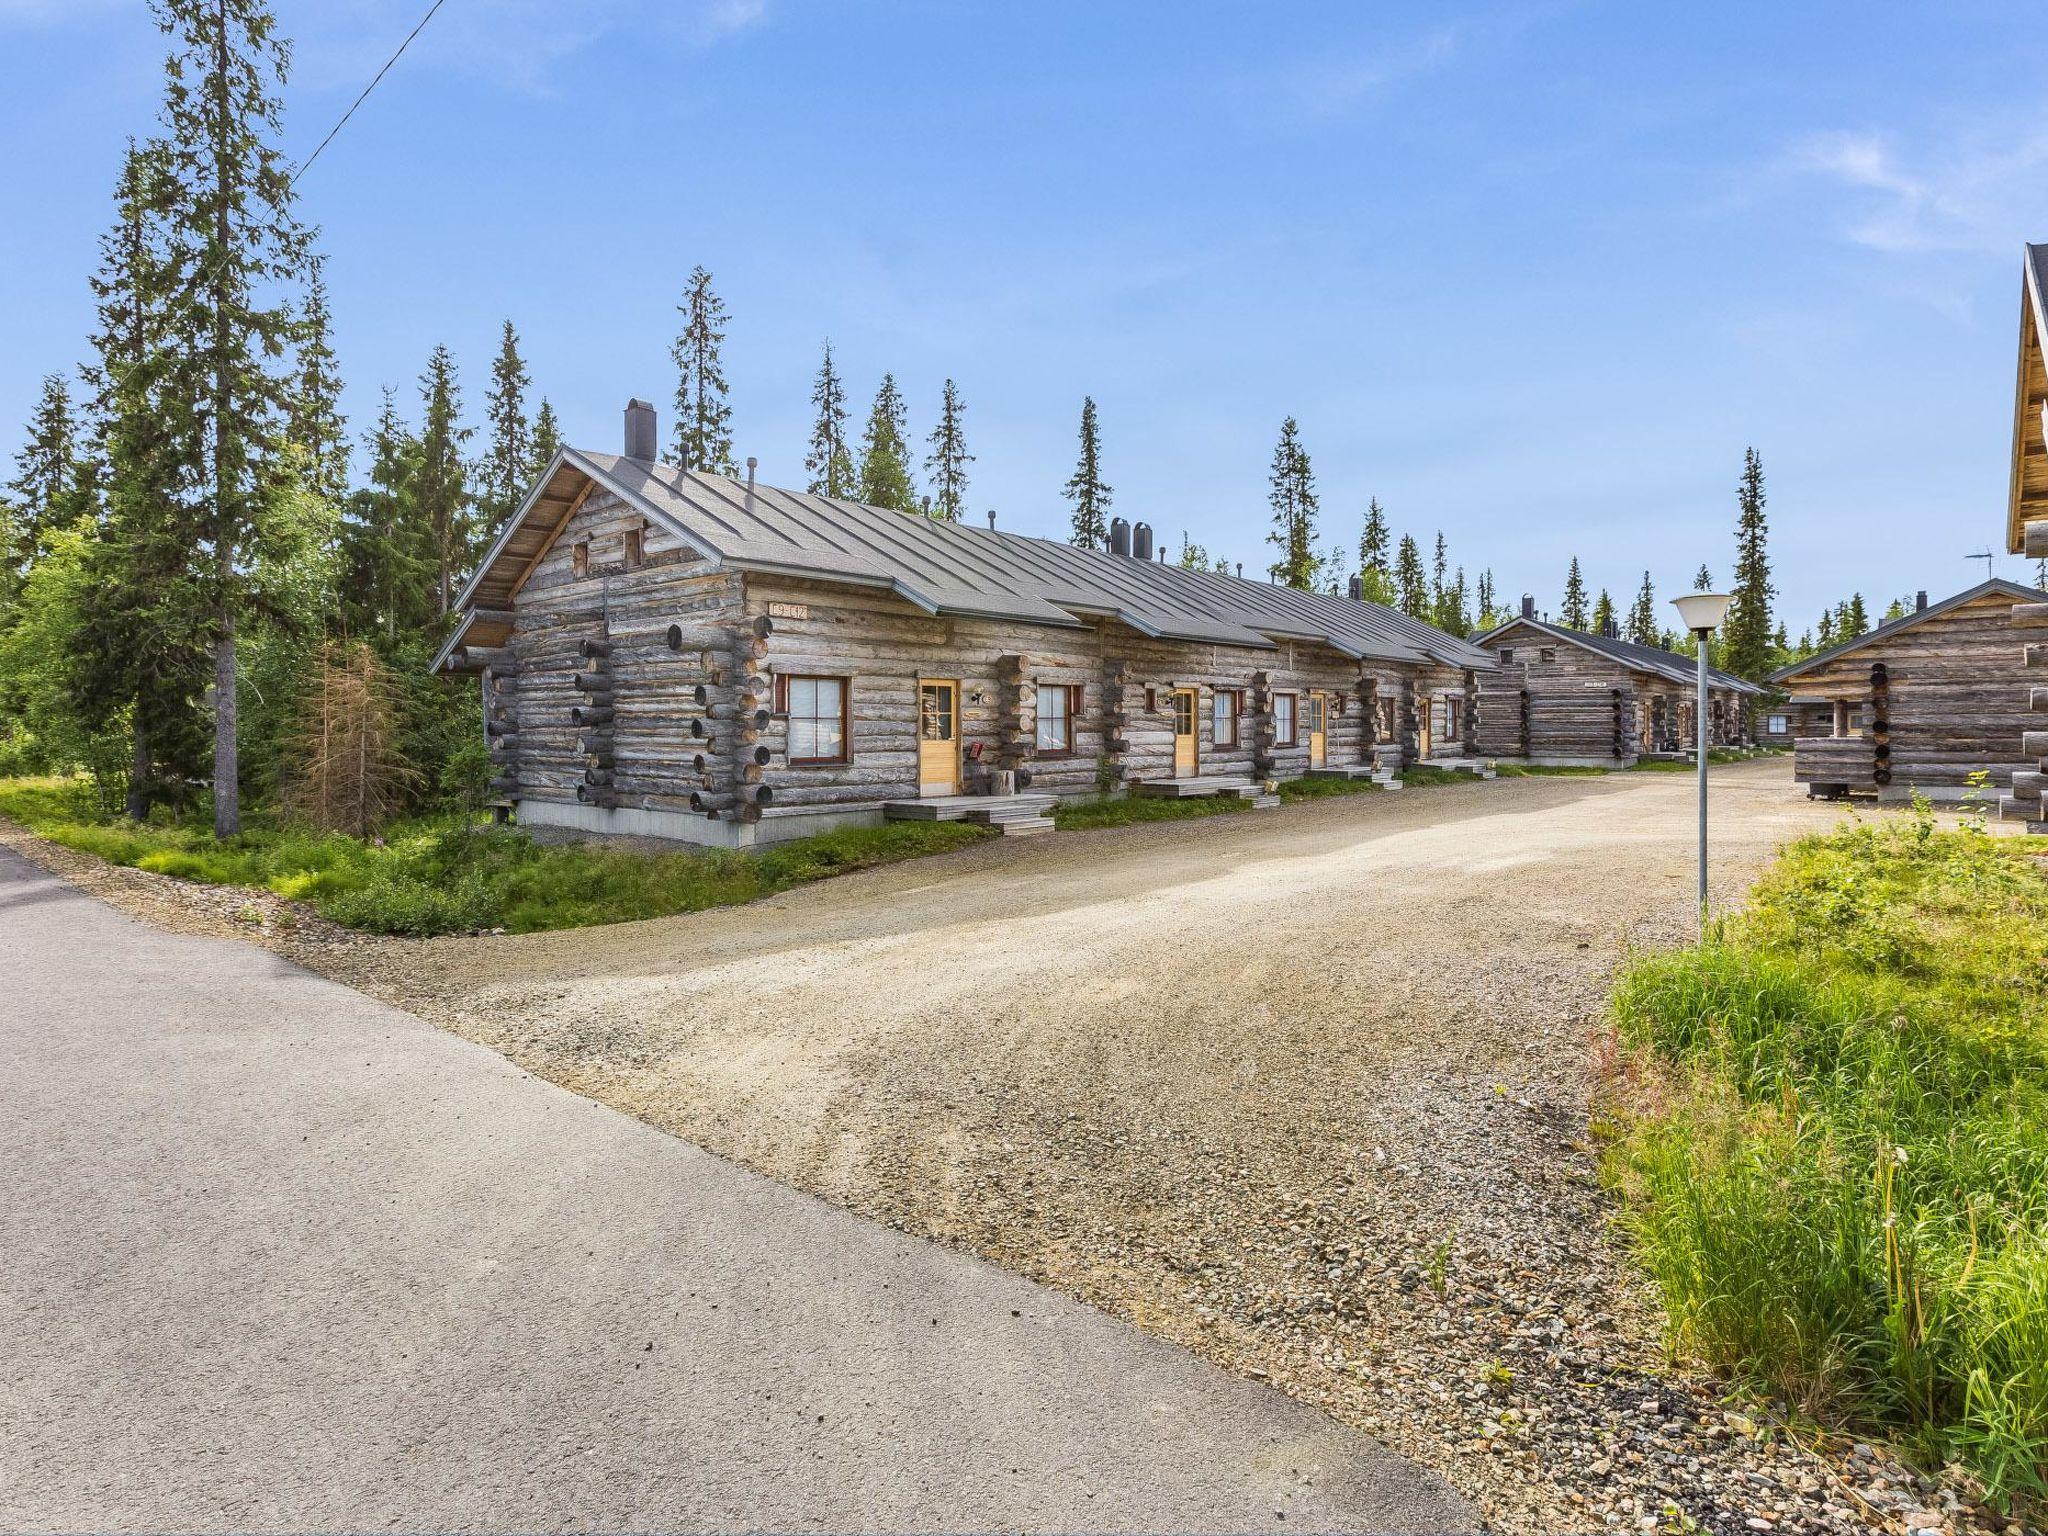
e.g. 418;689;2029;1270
884;792;1059;824
1132;776;1257;800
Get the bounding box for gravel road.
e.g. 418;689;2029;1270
5;760;1996;1532
0;843;1473;1534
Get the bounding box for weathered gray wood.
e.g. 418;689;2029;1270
2025;519;2048;560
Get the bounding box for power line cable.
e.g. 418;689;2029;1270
291;0;449;194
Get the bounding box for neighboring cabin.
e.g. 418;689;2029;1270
1771;580;2048;806
2001;242;2048;832
436;401;1496;847
1470;602;1763;767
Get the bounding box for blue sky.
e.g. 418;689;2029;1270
3;1;2045;635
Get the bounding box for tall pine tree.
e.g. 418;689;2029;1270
1476;568;1498;628
288;251;347;503
530;397;561;478
152;0;310;837
1722;446;1774;681
1264;417;1319;589
339;388;432;643
1591;587;1616;636
479;319;532;526
1627;571;1657;645
1561;557;1589;629
1394;534;1427;618
1064;396;1111;549
1694;563;1713;591
1356;496;1393;603
6;374;84;577
1429;531;1449;623
803;343;854;497
670;265;734;474
415;345;472;617
923;378;971;521
856;373;916;511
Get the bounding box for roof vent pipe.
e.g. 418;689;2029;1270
1132;522;1153;561
1521;594;1536;619
624;398;657;461
1915;589;1928;612
1109;517;1131;558
1348;575;1363;601
744;456;758;514
986;509;996;530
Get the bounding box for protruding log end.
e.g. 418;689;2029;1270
2025;519;2048;560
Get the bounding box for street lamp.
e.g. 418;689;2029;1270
1671;591;1734;923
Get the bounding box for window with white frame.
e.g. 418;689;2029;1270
1273;692;1297;746
1767;714;1787;735
1212;688;1240;747
778;675;849;764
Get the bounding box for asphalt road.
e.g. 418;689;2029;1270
0;844;1472;1534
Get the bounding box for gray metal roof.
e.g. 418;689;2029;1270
1476;615;1766;694
1769;577;2048;684
450;449;1496;671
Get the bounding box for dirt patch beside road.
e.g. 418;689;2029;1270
272;759;1918;1533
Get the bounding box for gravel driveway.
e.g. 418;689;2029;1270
284;758;1897;1533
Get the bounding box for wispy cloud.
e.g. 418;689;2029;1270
1785;122;2048;255
1272;23;1467;121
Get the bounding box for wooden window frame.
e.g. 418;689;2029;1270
1539;646;1555;663
1035;682;1079;758
775;674;852;766
1212;687;1241;748
571;540;590;578
1273;691;1298;747
623;525;644;570
1499;647;1514;663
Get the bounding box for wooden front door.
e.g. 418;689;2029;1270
918;679;959;796
1306;691;1328;767
1172;688;1198;778
1417;698;1433;758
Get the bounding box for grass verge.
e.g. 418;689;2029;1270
1052;792;1252;829
1600;805;2048;1507
1275;774;1382;801
0;776;990;937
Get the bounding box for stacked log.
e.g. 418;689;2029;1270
573;629;618;810
1462;669;1479;753
484;667;518;798
2011;534;2048;829
1869;661;1892;790
1101;660;1129;784
688;616;774;824
1357;672;1379;758
1399;679;1420;762
1610;687;1631;760
1249;670;1275;778
994;655;1034;784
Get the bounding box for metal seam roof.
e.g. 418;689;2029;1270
1476;616;1765;694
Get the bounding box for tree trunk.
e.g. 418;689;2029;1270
126;707;151;823
213;619;238;838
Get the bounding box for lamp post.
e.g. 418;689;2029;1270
1671;592;1734;922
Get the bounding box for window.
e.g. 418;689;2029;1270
624;526;644;569
571;541;590;578
1273;692;1297;746
1445;698;1464;738
1499;648;1514;663
1036;683;1077;755
1212;688;1240;747
1539;647;1555;663
777;675;849;764
1767;713;1788;735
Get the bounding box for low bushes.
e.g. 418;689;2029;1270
1603;807;2048;1505
0;777;988;937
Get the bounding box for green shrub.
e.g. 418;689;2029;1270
1604;815;2048;1505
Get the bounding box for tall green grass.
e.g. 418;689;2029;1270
1603;807;2048;1504
0;776;988;937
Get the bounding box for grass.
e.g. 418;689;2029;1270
1275;773;1381;801
1394;764;1468;787
1052;792;1252;829
1494;763;1610;778
0;776;990;937
1600;802;2048;1507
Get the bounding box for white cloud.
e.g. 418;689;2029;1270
1786;122;2048;255
1272;23;1466;121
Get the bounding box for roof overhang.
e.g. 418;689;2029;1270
2008;245;2048;555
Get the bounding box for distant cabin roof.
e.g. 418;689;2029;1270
439;447;1496;673
2008;242;2048;555
1769;578;2048;684
1475;615;1766;695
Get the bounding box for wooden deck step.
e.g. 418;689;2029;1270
884;792;1058;824
1304;765;1376;780
1131;776;1257;799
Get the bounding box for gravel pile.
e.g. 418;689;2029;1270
2;769;2033;1535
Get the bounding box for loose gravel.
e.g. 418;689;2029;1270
3;763;2032;1535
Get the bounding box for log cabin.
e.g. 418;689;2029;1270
1470;600;1763;767
1771;579;2048;806
434;401;1498;846
2002;242;2048;832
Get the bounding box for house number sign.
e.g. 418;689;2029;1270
767;602;810;620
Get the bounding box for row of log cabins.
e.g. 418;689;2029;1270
1469;605;1761;766
1773;579;2048;806
2002;241;2048;833
437;401;1509;846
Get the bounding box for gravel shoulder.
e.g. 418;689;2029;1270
2;762;1996;1532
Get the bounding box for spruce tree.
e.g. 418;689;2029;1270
479;319;532;525
1476;568;1498;627
803;343;854;498
1264;417;1319;589
670;265;734;474
152;0;309;838
530;397;561;477
1445;567;1471;637
288;251;347;503
6;374;84;576
1592;587;1616;636
1064;396;1111;549
855;373;916;511
1694;563;1713;591
1356;497;1395;603
1722;446;1774;681
1394;534;1427;618
1817;609;1836;648
1845;592;1869;636
1561;557;1589;629
923;378;971;521
1627;571;1657;645
2036;557;2048;590
339;388;431;642
414;345;473;617
1429;531;1449;622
